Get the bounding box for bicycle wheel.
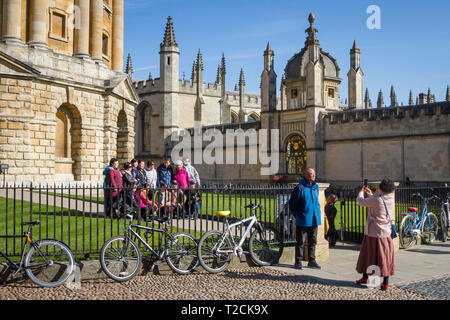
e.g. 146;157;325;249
165;232;199;275
421;213;439;244
197;230;233;273
248;225;283;266
441;209;448;242
399;215;416;249
25;240;74;288
100;235;142;282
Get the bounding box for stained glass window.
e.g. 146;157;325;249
286;135;306;174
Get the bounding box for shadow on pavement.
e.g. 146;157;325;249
223;268;361;290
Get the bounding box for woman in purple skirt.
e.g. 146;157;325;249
355;178;396;291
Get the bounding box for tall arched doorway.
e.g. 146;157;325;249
55;104;82;180
285;134;307;175
135;101;152;155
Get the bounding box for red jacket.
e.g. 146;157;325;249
107;168;123;197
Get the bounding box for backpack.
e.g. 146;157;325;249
288;184;304;215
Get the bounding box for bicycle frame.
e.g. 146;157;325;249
216;215;259;255
123;222;173;261
0;232;50;277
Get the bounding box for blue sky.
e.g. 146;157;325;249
124;0;450;104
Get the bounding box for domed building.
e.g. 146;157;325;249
282;13;342;109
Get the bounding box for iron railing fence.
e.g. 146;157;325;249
1;183;448;256
329;185;450;243
0;183;296;257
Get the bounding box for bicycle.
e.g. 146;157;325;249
438;192;450;242
399;193;439;249
197;203;283;274
100;214;199;282
0;221;74;287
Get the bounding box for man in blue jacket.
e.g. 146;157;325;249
289;168;321;270
157;158;173;187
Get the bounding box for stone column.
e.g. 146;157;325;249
28;0;48;49
111;0;124;72
2;0;22;44
74;0;90;58
89;0;103;62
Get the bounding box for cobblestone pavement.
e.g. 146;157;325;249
0;267;432;300
396;274;449;300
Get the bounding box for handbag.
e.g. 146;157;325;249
380;195;398;239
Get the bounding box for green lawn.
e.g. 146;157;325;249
0;196;200;258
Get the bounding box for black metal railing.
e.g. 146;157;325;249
0;183;296;257
329;185;450;243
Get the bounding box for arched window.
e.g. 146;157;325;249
230;111;238;123
247;112;259;122
285;134;306;174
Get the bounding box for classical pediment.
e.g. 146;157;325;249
105;74;140;104
0;50;41;77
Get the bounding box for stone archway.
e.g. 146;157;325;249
230;110;238;123
135;101;152;155
248;112;260;122
55;104;82;180
285;134;307;175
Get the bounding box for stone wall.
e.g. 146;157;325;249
323;102;450;183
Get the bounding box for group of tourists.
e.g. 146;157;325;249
289;168;396;291
103;157;202;221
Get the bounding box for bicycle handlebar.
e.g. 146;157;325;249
413;193;440;202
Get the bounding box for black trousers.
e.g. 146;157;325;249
295;226;318;264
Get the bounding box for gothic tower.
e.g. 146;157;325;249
159;16;180;138
261;42;277;112
305;13;323;107
347;40;364;109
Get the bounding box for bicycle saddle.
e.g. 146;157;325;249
22;221;40;226
215;211;230;217
407;207;418;213
154;216;169;224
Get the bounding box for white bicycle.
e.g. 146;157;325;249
197;204;283;273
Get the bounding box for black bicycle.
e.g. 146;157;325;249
0;221;74;287
100;214;199;282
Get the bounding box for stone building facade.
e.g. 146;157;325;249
132;17;276;161
160;13;450;184
0;0;138;183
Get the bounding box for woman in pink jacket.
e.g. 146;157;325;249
355;178;396;291
173;160;190;190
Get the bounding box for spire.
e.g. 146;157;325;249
196;49;204;71
161;16;178;47
234;83;238;91
220;53;226;74
216;64;221;84
148;72;152;81
409;90;414;105
351;40;358;51
125;53;133;76
305;12;319;46
364;88;371;108
191;60;197;82
264;41;273;54
446;85;450;101
427;88;432;103
377;90;384;108
239;68;245;88
390;85;398;107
